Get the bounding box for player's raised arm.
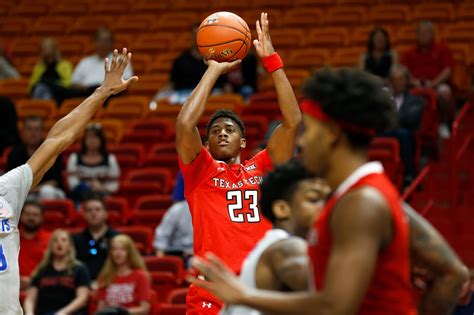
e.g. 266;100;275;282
404;203;468;315
255;13;301;166
176;59;241;164
27;49;138;188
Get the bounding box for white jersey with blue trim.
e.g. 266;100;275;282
220;229;289;315
0;164;33;315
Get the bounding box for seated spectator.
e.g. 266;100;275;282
0;96;20;155
0;42;20;80
71;27;133;95
19;201;51;290
29;37;73;105
23;229;91;315
227;51;258;100
154;174;193;264
385;64;424;184
7;115;65;200
402;20;454;139
67;123;120;204
73;194;119;283
453;269;474;315
358;27;398;81
96;234;152;315
151;24;229;105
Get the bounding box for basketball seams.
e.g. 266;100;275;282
197;39;245;48
198;24;249;42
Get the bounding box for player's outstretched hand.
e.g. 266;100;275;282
254;12;275;58
101;48;138;95
205;58;242;75
187;252;248;305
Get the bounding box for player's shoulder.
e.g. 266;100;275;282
268;236;307;258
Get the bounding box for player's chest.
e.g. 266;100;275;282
206;166;264;191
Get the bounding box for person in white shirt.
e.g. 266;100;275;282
0;48;137;315
221;160;329;315
72;27;133;92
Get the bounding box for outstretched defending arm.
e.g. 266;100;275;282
176;59;241;164
404;203;468;315
27;49;138;188
256;13;301;165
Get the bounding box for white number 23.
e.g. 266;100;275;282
226;190;260;223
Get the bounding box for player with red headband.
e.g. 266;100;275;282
176;13;301;314
189;68;468;315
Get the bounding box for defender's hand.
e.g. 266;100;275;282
254;12;275;58
101;48;138;95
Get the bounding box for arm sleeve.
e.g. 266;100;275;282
75;264;91;287
0;164;33;223
153;205;178;250
251;149;274;174
135;271;152;302
103;154;120;193
66;153;80;191
178;146;216;196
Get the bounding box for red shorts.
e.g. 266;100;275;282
186;284;223;315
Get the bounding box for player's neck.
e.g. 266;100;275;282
327;149;367;192
223;156;240;165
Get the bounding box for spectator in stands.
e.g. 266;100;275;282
23;229;90;315
7;115;65;200
227;51;258;100
19;201;51;290
71;27;133;94
153;173;193;264
386;64;425;185
73;193;119;282
0;96;20;155
151;24;229;105
0;42;20;80
453;269;474;315
96;234;152;315
67;123;120;204
358;27;399;80
402;20;454;139
29;37;73;105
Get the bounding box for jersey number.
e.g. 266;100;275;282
0;243;7;273
227;190;260;223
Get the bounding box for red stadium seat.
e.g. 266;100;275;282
0;17;31;36
167;288;188;304
287;49;330;69
143;153;179;175
154;12;200;31
103;96;149;120
31;17;73;36
116;225;154;254
456;3;474;21
126;168;173;193
133;0;169;14
411;88;439;155
114;14;156;34
331;47;364;67
70;16;115;35
119;182;163;206
127;211;165;230
280;8;323;28
10;2;49;17
323;7;367;26
144;256;185;282
134;195;173;212
43;212;70;230
150;271;181;303
306;27;349;48
412;3;454;23
149;143;177;155
129;119;174;140
368;148;403;188
42;199;76;225
104;196;130;216
368;5;411;24
269;29;304;49
0;79;29;100
16;99;57;121
109;143;145;164
50;1;89;16
158;304;186;315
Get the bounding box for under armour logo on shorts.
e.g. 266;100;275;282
202;302;212;308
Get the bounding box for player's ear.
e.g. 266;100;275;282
272;200;291;220
325;121;342;147
240;138;246;149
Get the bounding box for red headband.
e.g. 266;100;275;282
300;100;376;136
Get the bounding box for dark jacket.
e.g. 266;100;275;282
398;92;424;131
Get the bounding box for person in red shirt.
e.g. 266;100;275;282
402;20;455;139
189;68;468;315
19;200;51;289
96;234;152;315
176;13;301;314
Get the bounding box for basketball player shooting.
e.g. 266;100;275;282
189;68;468;315
0;49;137;315
176;12;301;314
221;160;330;315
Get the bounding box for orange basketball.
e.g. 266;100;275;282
197;12;251;62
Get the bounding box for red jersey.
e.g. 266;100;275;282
19;229;51;277
98;269;151;308
308;162;417;315
402;42;454;82
180;147;273;273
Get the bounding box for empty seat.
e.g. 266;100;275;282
280;8;323;28
331;47;364;67
103;96;149;120
150;271;181;303
306;27;349;48
154;13;200;31
70;16;115;35
126;168;173;193
287;49;330;69
42;199;76;225
50;1;89;16
442;22;474;44
368;5;411;24
157;304;186;315
134;194;173;212
109;143;145;165
323;7;367;26
0;17;31;36
412;3;454;23
10;2;49;16
114;14;156;34
104;196;130;216
167;288;188;304
16;99;57;121
127;211;165;230
0;79;29;100
143;256;184;282
129;119;174;140
116;225;154;254
31;17;73;36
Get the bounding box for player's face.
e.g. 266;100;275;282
207;117;245;161
83;200;108;228
52;232;71;258
299;114;332;178
289;178;329;237
110;239;129;267
20;204;43;231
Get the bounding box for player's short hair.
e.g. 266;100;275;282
82;192;107;211
206;109;246;137
23;200;44;214
260;160;313;224
302;68;396;149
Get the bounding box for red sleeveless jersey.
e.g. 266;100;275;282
179;147;273;273
307;162;417;315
